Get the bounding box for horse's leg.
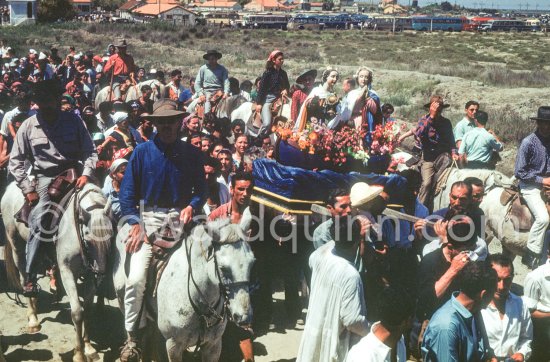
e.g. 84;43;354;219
165;338;183;362
60;265;87;362
26;296;41;333
82;279;100;361
200;339;223;362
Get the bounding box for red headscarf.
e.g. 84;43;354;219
267;50;283;62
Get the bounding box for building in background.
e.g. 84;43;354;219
7;0;36;25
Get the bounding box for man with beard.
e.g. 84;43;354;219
9;79;97;296
481;254;533;362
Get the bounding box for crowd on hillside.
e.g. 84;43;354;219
1;38;549;362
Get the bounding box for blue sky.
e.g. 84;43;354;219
396;0;550;10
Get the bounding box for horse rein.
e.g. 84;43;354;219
73;187;108;275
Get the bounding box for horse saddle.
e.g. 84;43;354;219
147;226;183;299
15;169;78;228
500;187;534;231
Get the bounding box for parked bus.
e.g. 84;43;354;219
287;14;325;30
242;13;291;29
366;16;413;31
463;17;495;31
480;19;539;32
201;11;240;27
411;16;467;31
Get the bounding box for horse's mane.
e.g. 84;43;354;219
192;218;245;245
81;183;108;206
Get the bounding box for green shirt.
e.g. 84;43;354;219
453;116;476;142
458;127;503;163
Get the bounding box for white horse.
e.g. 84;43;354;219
2;182;114;362
94;80;165;109
231;101;292;136
113;219;255;361
432;167;513;211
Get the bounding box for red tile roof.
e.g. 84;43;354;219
133;2;186;15
119;0;142;10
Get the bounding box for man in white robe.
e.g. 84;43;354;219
297;216;369;362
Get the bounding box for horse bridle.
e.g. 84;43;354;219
73;187;108;275
184;231;250;332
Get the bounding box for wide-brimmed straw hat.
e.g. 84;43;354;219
203;50;222;60
148;99;185;119
530;106;550;122
296;69;317;84
423;95;450;110
350;182;384;208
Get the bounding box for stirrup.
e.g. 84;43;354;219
119;340;141;362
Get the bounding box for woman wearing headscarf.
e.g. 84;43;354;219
97;111;137;156
255;50;290;136
102;158;128;223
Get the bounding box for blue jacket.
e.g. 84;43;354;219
119;136;206;225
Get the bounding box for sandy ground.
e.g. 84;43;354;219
0;233;532;362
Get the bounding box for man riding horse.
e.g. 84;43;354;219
103;38;136;102
188;50;230;117
9;79;97;296
118;99;206;361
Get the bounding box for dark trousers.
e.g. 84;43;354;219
532;316;550;361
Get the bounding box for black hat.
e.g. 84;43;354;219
203;50;222;60
296;69;317;84
31;79;63;102
530;106;550;122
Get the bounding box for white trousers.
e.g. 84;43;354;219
123;209;180;332
520;183;550;255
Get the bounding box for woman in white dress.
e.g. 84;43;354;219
294;67;340;132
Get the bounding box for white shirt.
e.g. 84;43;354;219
0;107;36;137
346;322;407;362
481;292;533;359
523;260;550;313
297;241;368;362
422;236;488;261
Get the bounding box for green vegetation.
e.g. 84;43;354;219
2;22;544;147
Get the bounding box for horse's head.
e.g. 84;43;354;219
76;184;114;275
203;219;256;326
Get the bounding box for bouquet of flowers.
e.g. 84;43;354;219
276;121;368;166
369;121;402;156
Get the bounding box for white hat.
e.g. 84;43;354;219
38;52;47;60
112;111;129;125
29;49;37;55
149;68;157;74
350;182;383;208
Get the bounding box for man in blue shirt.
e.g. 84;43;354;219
422;260;497;362
515;106;550;269
118;99;206;361
458;111;503;170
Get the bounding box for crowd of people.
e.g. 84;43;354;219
0;37;549;362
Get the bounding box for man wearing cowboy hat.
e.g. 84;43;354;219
291;69;316;123
103;38;136;100
515;106;550;269
118;99;206;361
189;50;230;114
9;79;97;296
414;95;458;212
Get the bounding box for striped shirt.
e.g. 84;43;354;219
514;131;550;186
